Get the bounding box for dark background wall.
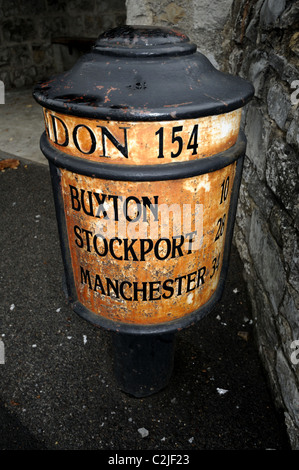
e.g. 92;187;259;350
0;0;126;89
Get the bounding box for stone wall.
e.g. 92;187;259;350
0;0;126;89
225;0;299;449
126;0;235;68
126;0;299;449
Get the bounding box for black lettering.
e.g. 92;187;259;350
50;114;69;147
220;177;230;204
139;239;153;261
80;266;92;289
124;196;142;222
142;196;159;221
185;231;197;254
171;126;183;158
73;124;96;154
186;271;197;292
210;254;220;279
171;235;184;258
162;279;174;299
93;233;108;256
215;214;226;241
133;282;147;301
94;274;105;294
74;225;83;248
106;278;119;298
149;281;161;301
109;238;123;260
81;190;94;216
187;124;199;155
154;238;171;260
98;126;129;158
93;193;108;219
81;228;93;252
70;185;80;211
119;281;132;301
108;195;121;221
124;239;138;261
156;127;164;158
175;275;186;296
197;266;206;286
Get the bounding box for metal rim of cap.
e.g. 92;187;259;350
93;25;197;57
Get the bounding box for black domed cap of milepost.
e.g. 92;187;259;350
33;25;254;121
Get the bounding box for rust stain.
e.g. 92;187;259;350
42;106;243;326
60;162;236;325
104;87;117;103
43;108;241;165
163;102;193;108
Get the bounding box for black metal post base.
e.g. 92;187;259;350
112;332;176;398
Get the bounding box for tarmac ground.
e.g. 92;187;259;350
0;88;292;454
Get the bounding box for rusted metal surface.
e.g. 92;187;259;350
33;25;254;333
43;109;242;164
33;26;254;122
59;159;236;325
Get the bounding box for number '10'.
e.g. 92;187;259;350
220;176;230;204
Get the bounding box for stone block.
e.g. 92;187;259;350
157;2;186;24
126;0;153;25
247;174;275;220
269;204;299;293
265;138;299;225
279;2;299;28
260;0;286;28
233;227;252;276
247;51;269;98
276;348;299;427
2;18;37;43
267;81;291;130
280;287;299;341
286;111;299;150
284;412;299;450
249;208;286;314
244;102;270;179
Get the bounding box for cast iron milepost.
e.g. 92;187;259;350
33;25;254;397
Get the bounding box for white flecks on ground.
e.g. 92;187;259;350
10;304;15;311
56;308;61;312
188;437;194;443
216;387;229;395
138;427;149;438
216;314;227;325
32;344;37;348
233;288;239;293
83;335;87;344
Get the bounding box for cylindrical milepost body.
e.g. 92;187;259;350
33;26;254;396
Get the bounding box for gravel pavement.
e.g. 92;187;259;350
0;159;290;453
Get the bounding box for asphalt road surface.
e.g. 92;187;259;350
0;160;290;452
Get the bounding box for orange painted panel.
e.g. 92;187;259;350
60;161;236;325
44;109;241;164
